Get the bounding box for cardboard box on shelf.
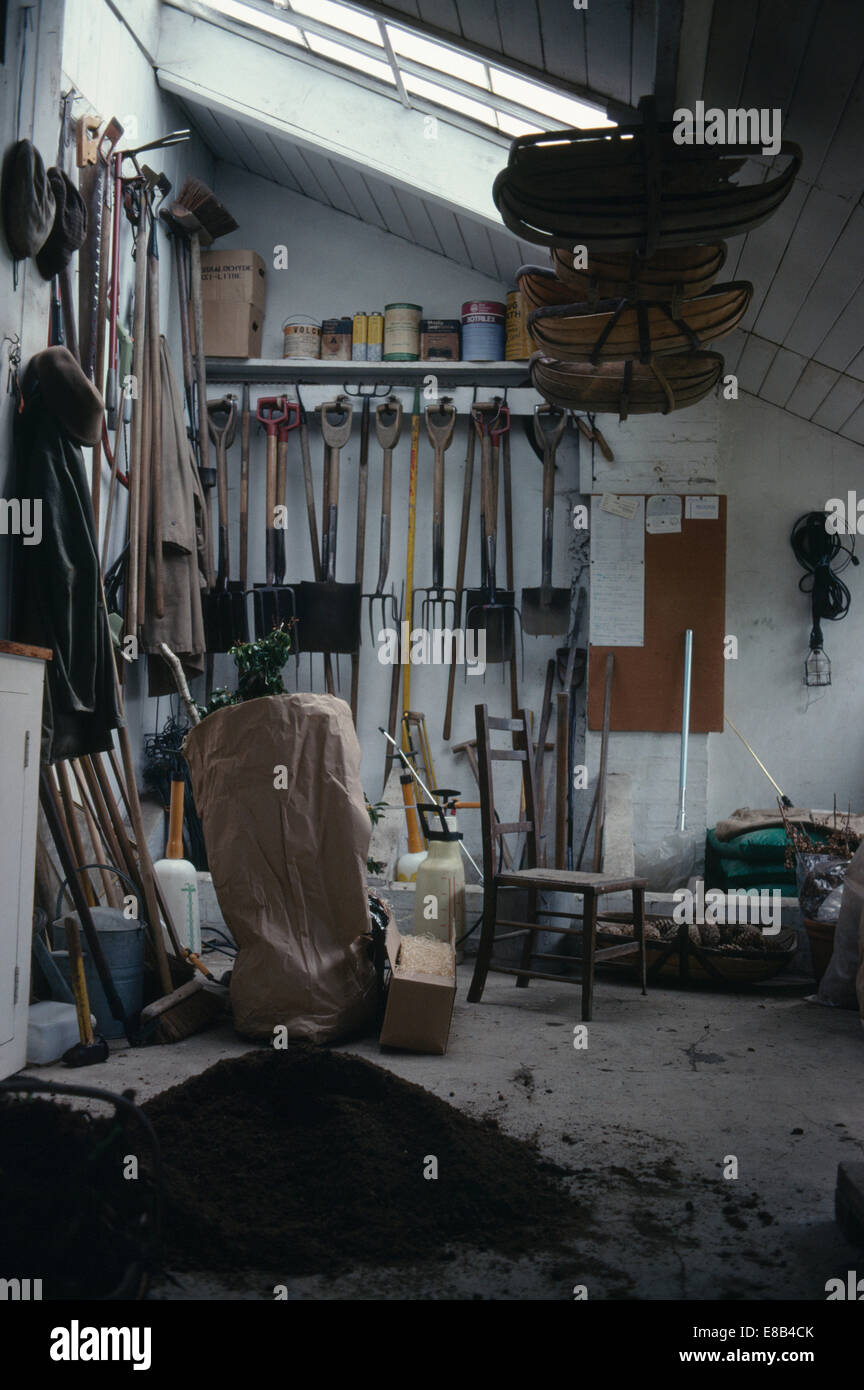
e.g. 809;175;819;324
379;918;456;1055
200;249;266;306
203;302;264;358
200;249;266;358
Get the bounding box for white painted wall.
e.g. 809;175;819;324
708;392;864;823
197;164;584;858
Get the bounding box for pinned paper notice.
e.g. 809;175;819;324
646;495;682;533
590;496;645;647
600;493;639;519
685;495;720;520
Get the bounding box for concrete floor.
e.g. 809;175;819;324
24;963;864;1301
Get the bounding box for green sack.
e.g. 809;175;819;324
706;826;790;864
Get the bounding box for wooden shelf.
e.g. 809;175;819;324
205;358;533;388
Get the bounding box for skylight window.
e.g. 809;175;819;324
386;26;489;89
204;0;305;45
401;73;496;128
288;0;381;45
188;0;614;139
490;69;615;129
306;32;394;82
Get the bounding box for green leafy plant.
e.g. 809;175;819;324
198;624;294;718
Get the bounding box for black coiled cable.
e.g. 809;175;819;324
790;511;857;646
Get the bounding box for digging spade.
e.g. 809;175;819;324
522;404;570;636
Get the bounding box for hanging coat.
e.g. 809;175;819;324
12;388;121;763
142;336;210;696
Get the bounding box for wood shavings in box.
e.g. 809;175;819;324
395;934;455;979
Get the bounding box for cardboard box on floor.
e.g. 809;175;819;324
379;918;456;1055
200;249;266;358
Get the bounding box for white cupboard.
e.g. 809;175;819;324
0;645;47;1079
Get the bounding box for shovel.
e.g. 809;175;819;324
297;395;361;661
522;403;570;635
205;395;248;649
465;402;520;666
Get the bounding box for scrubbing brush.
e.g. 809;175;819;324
169;176;238;245
140;975;228;1045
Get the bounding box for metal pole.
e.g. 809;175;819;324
677;629;693;831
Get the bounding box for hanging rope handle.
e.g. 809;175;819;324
55;865;144;927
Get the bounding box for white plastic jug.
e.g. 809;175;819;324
153;777;201;954
412;802;465;943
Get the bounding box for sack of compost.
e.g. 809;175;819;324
184;692;376;1042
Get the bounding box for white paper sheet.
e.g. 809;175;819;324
685;495;720;520
590;495;645;647
646;494;683;533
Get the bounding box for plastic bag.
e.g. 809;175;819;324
815;885;845;923
815;841;864;1010
635;831;701;892
796;854;848;921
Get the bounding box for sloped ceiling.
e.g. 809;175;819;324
156;0;864;439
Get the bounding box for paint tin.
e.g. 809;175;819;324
461;300;506;361
505;291;533;360
420;318;461;361
367;311;384;362
282;317;321;359
384;302;421;360
352;312;368;361
320;316;353;361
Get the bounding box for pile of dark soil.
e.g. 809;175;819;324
0;1092;157;1298
143;1047;586;1277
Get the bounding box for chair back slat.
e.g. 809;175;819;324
475;704;541;879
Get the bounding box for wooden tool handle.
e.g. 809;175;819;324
265;431;277;585
240;385;250;590
166;777;185;860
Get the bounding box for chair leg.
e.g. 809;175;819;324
581;889;596;1022
516;886;538;987
467;881;498;1003
633;883;647;996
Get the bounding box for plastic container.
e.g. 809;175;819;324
384;302;421;360
412;804;465;943
154;860;201;954
27;1000;98;1064
462;299;506;360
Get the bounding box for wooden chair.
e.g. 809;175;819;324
467;704;648;1021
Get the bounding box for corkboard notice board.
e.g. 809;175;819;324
588;496;726;733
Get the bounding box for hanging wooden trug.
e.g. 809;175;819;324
529;351;725;421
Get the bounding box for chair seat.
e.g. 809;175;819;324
494;868;648;894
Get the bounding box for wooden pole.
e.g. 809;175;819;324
555;691;569;870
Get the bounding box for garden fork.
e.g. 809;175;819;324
413;396;457;631
365;394;403;642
